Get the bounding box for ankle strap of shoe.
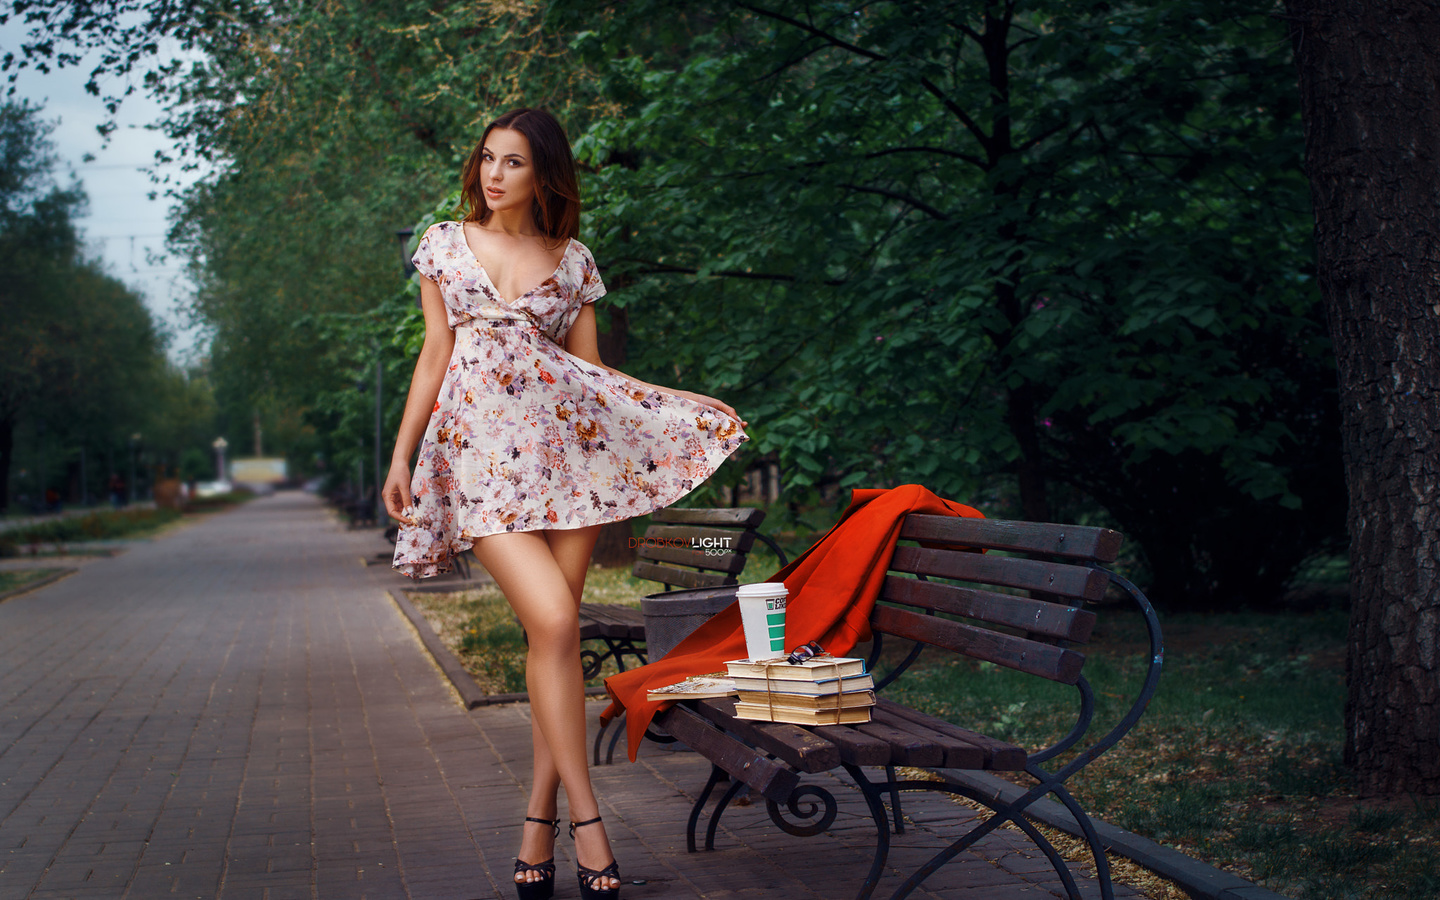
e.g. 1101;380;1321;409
568;815;602;837
526;816;561;836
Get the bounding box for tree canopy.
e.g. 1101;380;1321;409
7;0;1345;607
0;98;207;509
555;0;1341;606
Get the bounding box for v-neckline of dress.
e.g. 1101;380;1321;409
459;222;574;306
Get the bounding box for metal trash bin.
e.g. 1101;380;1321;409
640;585;740;663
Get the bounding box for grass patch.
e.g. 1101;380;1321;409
0;568;67;593
882;606;1439;900
0;508;183;552
406;543;792;696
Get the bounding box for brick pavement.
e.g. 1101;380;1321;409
0;492;1148;899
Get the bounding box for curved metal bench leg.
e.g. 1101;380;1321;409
1038;779;1116;900
686;765;728;853
882;776;1085;900
593;712;613;766
604;715;627;764
885;763;904;834
840;765;893;900
704;777;748;851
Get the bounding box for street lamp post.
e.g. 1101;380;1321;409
374;353;384;525
128;433;142;505
374;226;418;524
395;228;416;278
212;437;229;483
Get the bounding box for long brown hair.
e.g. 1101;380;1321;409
459;108;580;243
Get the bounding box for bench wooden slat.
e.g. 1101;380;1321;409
653;507;767;527
577;603;643;627
694;698;840;773
874;699;1027;770
630;561;733;589
880;576;1097;643
899;515;1123;563
642;525;758;554
810;724;893;766
657;704;800;802
576;604;645;640
871;605;1086;684
891;546;1110;601
869;706;985;769
635;544;748;576
854;721;945;766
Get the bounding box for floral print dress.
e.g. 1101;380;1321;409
392;221;749;578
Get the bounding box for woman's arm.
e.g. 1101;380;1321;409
383;277;455;522
563;304;747;426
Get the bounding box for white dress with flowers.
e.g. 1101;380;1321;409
392;221;748;579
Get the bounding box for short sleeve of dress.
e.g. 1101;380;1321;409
578;243;606;305
411;223;442;282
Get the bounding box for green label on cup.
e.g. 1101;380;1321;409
766;612;785;625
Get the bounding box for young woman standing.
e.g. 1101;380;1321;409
384;108;748;900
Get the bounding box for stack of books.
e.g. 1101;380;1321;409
726;656;875;725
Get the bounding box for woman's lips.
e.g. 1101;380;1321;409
486;187;504;199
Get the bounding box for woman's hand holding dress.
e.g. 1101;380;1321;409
667;389;747;427
383;460;415;524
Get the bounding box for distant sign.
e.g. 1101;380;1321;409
230;457;288;484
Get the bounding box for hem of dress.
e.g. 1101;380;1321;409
391;455;735;580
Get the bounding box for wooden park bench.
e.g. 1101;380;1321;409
578;507;788;763
647;513;1163;900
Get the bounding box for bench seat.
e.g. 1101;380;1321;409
646;511;1163;900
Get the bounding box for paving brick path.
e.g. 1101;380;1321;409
0;492;1148;899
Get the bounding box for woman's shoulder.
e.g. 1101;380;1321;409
421;220;463;242
568;237;599;265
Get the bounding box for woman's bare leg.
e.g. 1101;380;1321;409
471;526;619;891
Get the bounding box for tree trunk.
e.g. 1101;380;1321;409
0;414;12;514
1286;0;1440;795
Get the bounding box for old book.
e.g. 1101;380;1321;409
733;702;873;725
725;656;867;680
645;674;736;701
729;673;875;696
735;689;876;710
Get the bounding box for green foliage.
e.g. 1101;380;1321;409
12;2;1346;606
142;1;610;483
1;99;206;509
0;568;65;590
555;0;1341;606
3;507;182;544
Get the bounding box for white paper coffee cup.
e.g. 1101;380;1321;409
737;582;789;660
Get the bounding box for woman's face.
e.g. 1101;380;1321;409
479;127;537;217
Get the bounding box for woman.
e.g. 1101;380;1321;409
384;108;748;900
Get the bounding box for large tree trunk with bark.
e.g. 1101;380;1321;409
1286;0;1440;795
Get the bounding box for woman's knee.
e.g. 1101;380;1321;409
520;603;581;651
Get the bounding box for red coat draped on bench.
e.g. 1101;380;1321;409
601;483;985;761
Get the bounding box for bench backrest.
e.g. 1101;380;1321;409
631;507;771;590
869;515;1123;686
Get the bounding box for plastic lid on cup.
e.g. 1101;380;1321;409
736;582;788;600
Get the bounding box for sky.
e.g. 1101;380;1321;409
2;20;208;363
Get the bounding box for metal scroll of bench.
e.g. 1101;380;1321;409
584;506;788;764
649;514;1163;900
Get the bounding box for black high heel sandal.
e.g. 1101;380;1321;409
569;816;621;900
514;816;560;900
